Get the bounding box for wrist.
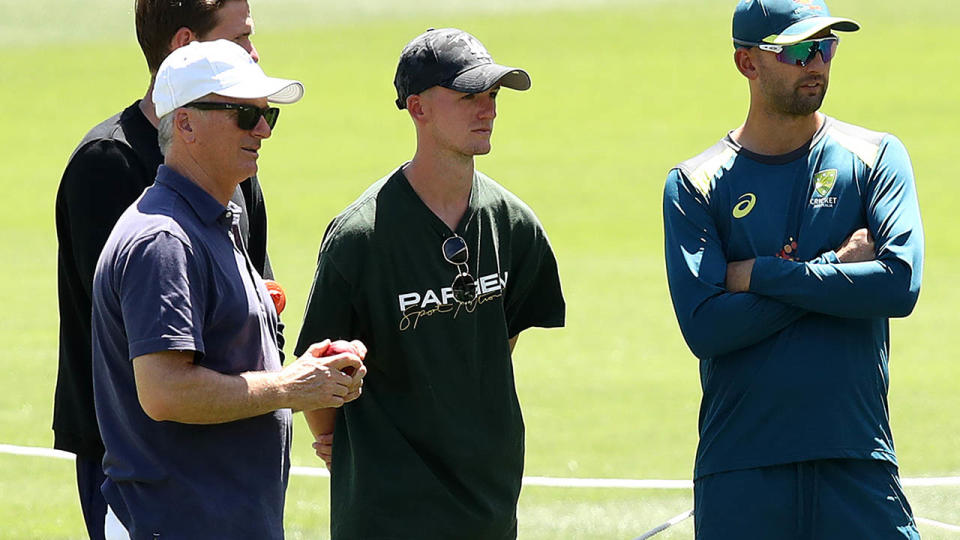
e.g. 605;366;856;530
241;370;289;411
819;250;840;264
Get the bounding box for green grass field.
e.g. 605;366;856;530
1;0;958;537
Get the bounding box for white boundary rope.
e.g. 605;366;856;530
0;444;75;460
629;513;960;537
5;443;960;533
915;517;960;533
4;444;960;488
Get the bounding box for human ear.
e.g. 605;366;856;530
175;110;197;143
168;27;198;54
735;48;759;80
407;95;426;122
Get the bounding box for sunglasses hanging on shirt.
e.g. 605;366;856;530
441;234;477;304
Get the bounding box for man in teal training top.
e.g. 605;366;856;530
663;1;924;537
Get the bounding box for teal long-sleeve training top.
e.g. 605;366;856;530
662;116;924;480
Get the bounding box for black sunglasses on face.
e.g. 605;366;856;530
184;102;280;130
441;235;477;304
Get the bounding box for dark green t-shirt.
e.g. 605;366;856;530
296;166;565;539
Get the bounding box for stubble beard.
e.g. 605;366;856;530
764;75;829;117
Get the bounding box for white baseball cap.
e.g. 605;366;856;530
153;39;304;118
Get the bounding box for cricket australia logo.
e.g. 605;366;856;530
810;169;838;209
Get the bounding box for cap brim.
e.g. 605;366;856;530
446;64;531;94
215;77;305;104
768;17;861;45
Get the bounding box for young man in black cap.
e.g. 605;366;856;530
53;2;281;538
663;0;923;537
296;28;565;539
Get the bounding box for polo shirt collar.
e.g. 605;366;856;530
155;165;240;226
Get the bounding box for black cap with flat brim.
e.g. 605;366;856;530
394;28;531;109
446;63;531;95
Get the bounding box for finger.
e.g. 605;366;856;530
311;442;333;457
305;340;331;358
315;433;334;444
324;353;363;372
347;367;366;387
350;340;368;358
329;368;355;386
329;380;351;397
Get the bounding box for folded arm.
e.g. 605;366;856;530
663;169;806;359
737;137;923;318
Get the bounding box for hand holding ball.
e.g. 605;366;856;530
314;340;363;376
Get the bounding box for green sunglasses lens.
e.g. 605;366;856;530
777;38;838;66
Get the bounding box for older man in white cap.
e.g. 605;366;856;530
91;39;366;539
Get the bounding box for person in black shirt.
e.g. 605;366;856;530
296;28;565;538
53;2;279;538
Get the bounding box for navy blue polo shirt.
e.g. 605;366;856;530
91;165;290;539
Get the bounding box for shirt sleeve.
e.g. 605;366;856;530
748;136;923;318
119;230;206;360
663;168;807;359
57;140;150;299
504;221;565;338
294;246;358;358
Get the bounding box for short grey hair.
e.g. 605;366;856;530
157;112;176;156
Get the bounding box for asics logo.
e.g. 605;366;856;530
732;193;757;219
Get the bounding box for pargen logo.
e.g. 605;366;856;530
396;272;508;331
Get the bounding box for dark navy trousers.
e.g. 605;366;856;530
694;459;920;540
76;454;107;540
